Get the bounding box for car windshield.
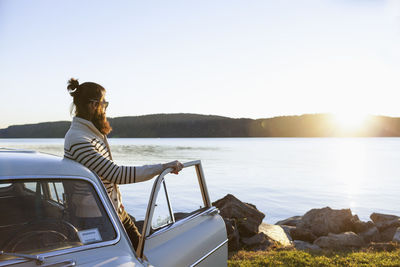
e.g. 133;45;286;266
0;179;117;261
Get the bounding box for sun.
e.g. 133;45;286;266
331;112;369;132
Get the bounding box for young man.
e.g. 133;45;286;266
64;78;183;249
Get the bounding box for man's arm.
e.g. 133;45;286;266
64;138;163;184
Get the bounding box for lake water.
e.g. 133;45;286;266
1;138;399;224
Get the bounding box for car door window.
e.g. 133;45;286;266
165;167;206;220
0;183;11;188
48;182;64;204
151;181;173;229
24;182;36;192
0;179;117;261
150;166;206;231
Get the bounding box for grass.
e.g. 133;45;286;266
228;249;400;267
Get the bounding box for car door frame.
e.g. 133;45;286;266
136;160;227;265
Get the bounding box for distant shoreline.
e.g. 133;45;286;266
2;113;400;138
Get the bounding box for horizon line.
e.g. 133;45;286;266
0;112;397;130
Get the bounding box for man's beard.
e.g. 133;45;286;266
93;110;112;135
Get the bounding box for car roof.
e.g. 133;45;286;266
0;148;98;180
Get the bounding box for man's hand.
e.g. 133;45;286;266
163;160;184;174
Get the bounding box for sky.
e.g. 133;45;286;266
0;0;400;129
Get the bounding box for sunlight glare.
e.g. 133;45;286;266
332;112;369;133
332;139;367;208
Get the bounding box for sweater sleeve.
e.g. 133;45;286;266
64;137;164;184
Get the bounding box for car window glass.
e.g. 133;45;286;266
149;166;206;232
24;182;36;192
55;182;65;200
48;182;64;204
49;182;58;201
0;179;117;261
165;167;205;221
0;183;11;188
151;181;173;229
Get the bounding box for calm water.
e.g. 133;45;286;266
1;138;399;223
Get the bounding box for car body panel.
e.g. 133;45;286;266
0;149;227;266
144;209;227;267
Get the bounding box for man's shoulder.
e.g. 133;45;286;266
64;128;106;148
64;128;94;145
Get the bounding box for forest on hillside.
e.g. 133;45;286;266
1;113;400;138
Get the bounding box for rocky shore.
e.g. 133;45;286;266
212;194;400;252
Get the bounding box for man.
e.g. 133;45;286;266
64;78;183;249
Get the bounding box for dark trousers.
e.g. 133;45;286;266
119;208;141;250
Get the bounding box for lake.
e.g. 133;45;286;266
1;137;399;223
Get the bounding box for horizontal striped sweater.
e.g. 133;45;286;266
64;117;163;213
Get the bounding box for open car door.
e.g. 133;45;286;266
136;160;227;267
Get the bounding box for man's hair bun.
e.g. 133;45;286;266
67;78;80;96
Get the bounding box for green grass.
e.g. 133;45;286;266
228;249;400;267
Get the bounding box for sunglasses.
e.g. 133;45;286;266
89;99;109;109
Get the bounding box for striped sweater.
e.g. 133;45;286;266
64;117;163;214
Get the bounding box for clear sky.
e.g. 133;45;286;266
1;0;399;129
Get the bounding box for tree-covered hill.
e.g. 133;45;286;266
1;113;400;138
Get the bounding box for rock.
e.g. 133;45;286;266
280;225;295;239
294;240;321;251
276;216;302;226
241;232;276;251
350;216;374;234
298;207;354;237
224;218;240;251
370;213;400;231
259;223;293;247
393;227;400;243
368;242;400;252
380;227;398;242
371;213;400;223
359;226;381;243
212;194;265;237
290;227;318;243
241;232;267;246
314;232;365;249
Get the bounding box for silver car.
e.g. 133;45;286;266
0;148;227;266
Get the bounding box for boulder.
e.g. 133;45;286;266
212;194;265;237
370;213;400;231
280;225;295;239
241;232;267;246
241;233;274;251
314;232;365;249
370;213;400;223
276;216;302;226
298;207;354;237
290;227;318;243
294;240;321;251
380;226;398;242
259;223;293;247
359;226;381;243
350;216;374;234
393;227;400;243
224;218;241;251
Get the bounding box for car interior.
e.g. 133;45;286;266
0;179;116;257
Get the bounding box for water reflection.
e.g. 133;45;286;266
332;139;367;208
